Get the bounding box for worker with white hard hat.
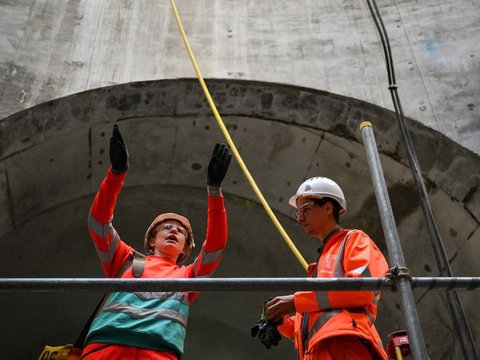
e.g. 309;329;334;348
264;176;389;360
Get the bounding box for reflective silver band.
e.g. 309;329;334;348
366;310;376;325
308;310;342;340
351;266;372;277
192;247;223;277
200;247;224;265
133;292;188;305
315;231;352;310
102;301;188;327
315;292;330;310
96;228;119;263
88;213;118;263
333;230;354;277
88;213;112;237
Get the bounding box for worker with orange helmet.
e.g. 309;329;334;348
82;125;232;359
264;177;389;360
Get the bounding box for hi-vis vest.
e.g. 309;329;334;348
86;290;189;356
279;229;389;360
86;169;228;357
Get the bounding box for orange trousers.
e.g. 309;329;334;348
309;336;374;359
81;343;178;360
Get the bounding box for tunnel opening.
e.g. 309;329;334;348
0;79;479;359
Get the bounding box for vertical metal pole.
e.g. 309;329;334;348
365;0;477;356
360;121;429;359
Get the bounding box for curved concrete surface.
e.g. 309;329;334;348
1;0;479;155
0;79;479;359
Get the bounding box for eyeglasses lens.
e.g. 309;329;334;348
161;223;187;236
295;201;315;218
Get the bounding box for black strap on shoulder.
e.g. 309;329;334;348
73;250;146;349
73;293;108;349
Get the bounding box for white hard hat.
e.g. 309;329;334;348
289;177;346;215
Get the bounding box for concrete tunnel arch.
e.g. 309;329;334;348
0;78;479;359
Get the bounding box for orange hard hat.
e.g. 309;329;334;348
144;213;195;264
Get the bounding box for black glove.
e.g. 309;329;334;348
251;319;282;349
207;143;232;187
109;125;129;173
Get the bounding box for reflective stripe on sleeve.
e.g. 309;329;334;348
192;246;225;277
95;228;119;263
315;292;331;310
102;301;188;328
193;257;199;276
200;247;224;264
88;213;112;237
88;213;118;263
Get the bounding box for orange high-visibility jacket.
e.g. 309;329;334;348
84;168;228;357
278;229;389;360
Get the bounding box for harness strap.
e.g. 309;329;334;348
132;251;146;278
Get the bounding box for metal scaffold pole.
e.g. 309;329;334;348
0;277;479;293
365;0;477;357
360;121;429;360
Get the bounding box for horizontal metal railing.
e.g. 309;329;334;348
1;277;479;293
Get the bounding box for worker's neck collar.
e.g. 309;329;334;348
317;227;343;253
321;226;343;245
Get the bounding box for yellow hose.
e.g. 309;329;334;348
170;0;307;270
395;346;403;360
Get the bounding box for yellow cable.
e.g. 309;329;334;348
394;346;403;360
170;0;307;270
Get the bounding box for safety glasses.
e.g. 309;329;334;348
157;223;188;237
295;201;317;219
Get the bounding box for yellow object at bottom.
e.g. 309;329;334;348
37;344;81;360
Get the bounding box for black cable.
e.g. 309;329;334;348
365;1;478;359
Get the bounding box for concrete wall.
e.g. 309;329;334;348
1;79;479;359
1;0;479;154
0;1;479;359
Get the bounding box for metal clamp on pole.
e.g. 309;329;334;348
386;266;413;287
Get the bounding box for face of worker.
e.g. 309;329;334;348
149;220;188;261
296;197;331;237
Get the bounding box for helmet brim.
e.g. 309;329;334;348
288;194;346;215
144;213;195;262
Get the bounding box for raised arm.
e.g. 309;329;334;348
87;125;133;277
187;143;232;280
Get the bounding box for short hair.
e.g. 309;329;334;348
312;197;341;223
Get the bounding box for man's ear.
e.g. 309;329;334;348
325;201;334;214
